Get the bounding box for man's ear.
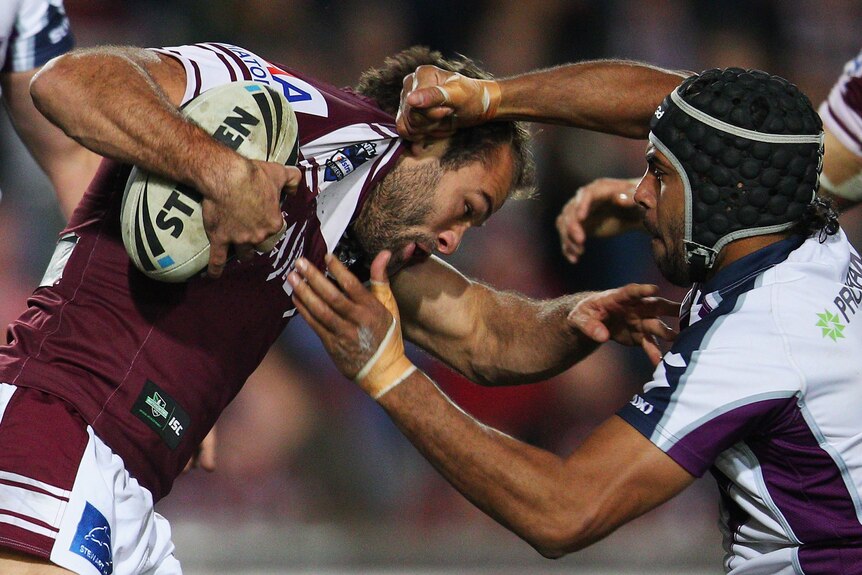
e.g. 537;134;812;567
408;138;448;159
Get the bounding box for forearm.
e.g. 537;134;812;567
403;283;598;385
459;286;599;385
1;69;102;215
29;47;249;198
820;128;862;211
378;372;591;557
496;61;688;138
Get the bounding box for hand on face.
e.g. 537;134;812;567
567;283;680;366
556;177;642;264
201;160;302;278
288;251;407;384
396;65;501;141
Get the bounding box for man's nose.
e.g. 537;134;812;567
436;226;467;255
633;174;654;209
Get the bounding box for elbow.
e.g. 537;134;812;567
521;506;605;560
30;54;73;120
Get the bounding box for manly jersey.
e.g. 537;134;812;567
0;0;72;74
820;47;862;157
618;231;862;574
0;43;405;501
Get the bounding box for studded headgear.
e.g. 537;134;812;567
649;68;824;280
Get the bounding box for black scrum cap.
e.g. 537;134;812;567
649;68;823;280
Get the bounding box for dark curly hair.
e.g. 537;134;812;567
795;195;840;241
355;46;535;199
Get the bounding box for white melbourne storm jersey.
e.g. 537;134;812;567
618;231;862;574
820;47;862;157
0;0;72;74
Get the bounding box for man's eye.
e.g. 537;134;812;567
653;169;664;181
464;203;473;216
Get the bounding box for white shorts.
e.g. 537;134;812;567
0;383;182;574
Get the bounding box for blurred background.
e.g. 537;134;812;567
2;1;862;573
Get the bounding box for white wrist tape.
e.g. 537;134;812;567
354;282;417;400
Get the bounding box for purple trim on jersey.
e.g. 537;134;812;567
206;43;251;80
747;399;862;543
199;44;236;81
665;397;794;477
827;102;862;149
368;139;398;180
162;48;202;98
799;544;862;575
843;76;862;124
619;236;809;474
188;58;202;98
366;122;392;139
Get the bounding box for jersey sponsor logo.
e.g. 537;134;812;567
132;380;190;449
324;142;377;181
70;502;113;575
817;309;847;342
225;45;329;117
629;394;655;415
822;252;862;337
266;67;329;117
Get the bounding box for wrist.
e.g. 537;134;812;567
354;317;417;399
197;150;251;202
479;79;501;121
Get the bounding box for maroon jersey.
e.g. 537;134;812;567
0;43;405;501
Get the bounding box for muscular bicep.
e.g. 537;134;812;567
391;256;484;367
560;416;695;548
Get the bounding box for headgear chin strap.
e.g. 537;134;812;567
649;68;824;281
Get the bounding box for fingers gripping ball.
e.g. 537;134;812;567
354;281;417;400
120;81;299;282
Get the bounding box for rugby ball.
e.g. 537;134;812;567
120;81;299;282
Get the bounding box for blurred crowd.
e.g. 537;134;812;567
2;0;862;569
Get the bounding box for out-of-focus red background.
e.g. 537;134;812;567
2;1;861;572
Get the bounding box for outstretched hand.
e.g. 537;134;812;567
557;178;642;264
568;284;679;366
202;161;302;278
396;65;500;140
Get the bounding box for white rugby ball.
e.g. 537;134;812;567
120;81;298;282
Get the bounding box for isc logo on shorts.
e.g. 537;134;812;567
70;502;113;575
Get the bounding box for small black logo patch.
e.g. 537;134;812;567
132;380;189;449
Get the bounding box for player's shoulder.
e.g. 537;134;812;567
156;43;392;126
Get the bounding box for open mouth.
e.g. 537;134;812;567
401;242;432;265
412;243;432;262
